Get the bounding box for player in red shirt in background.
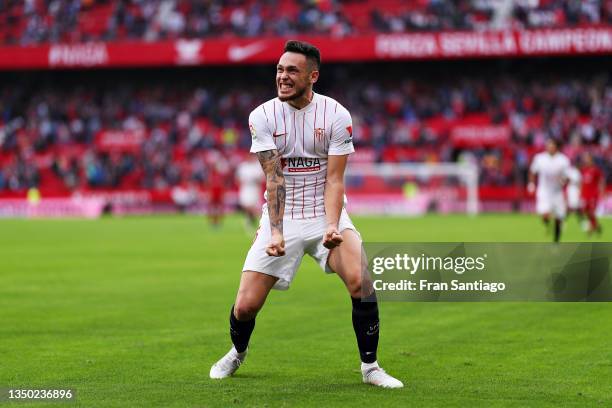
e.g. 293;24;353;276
580;152;605;235
208;164;227;228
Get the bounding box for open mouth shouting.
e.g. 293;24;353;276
278;81;294;95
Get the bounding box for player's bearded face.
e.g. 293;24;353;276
276;52;316;102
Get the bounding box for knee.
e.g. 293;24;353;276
346;271;378;299
233;298;261;321
344;261;372;299
347;276;366;299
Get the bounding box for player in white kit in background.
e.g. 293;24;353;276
528;139;570;242
210;40;403;388
236;154;265;228
565;163;582;218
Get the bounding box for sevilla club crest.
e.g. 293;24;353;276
314;128;325;142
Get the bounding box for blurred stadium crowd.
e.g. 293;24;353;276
0;63;609;194
0;0;610;45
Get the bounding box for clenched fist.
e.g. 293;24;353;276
323;225;343;249
266;230;286;257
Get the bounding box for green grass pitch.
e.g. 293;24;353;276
1;214;611;407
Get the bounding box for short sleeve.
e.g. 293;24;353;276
249;105;276;153
329;104;355;156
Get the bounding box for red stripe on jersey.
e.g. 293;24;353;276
302;177;306;219
313;176;318;217
293;111;296;146
271;102;279;149
273;101;277;133
302;112;305;151
323;100;327;150
281;104;287;150
291;178;295;219
262;104;269;123
314;178;326;215
323;99;327;129
313;103;317;152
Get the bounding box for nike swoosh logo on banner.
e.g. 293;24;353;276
228;42;266;62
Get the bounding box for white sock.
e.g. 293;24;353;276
361;361;380;372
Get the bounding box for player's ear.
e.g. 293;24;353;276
309;69;319;85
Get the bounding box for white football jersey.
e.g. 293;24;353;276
530;152;570;196
249;92;354;219
566;166;581;188
236;159;264;206
236;160;264;188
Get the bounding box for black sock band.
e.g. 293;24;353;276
351;293;379;364
229;305;255;353
554;219;561;242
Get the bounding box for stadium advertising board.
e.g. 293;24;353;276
0;27;609;69
95;129;146;152
0;198;105;218
450;125;511;147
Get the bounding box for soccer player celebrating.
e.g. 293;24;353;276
528;139;570;242
210;40;403;388
236;154;265;228
580;152;605;235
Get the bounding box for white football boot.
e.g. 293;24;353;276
209;347;247;379
361;362;404;388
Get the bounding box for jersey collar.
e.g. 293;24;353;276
280;92;318;113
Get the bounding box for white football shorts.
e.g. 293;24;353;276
242;208;360;290
536;191;566;218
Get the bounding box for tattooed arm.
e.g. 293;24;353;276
257;149;286;257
